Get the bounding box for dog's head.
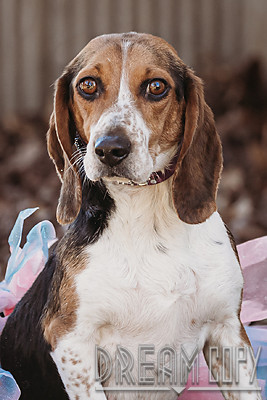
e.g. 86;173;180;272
47;32;222;225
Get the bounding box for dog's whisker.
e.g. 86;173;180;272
63;160;85;180
82;174;88;189
70;148;87;163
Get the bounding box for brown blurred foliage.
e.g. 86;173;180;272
0;58;266;276
204;59;267;242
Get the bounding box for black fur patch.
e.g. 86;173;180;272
71;178;115;247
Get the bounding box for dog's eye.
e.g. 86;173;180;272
143;79;169;101
78;78;97;96
147;80;167;96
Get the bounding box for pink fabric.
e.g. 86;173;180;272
180;353;266;399
239;236;267;324
5;246;49;314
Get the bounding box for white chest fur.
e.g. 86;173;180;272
74;181;242;352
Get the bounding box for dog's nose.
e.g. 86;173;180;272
95;135;131;167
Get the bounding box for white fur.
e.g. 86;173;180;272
51;181;261;399
117;40;132;105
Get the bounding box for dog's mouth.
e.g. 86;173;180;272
104;151;180;187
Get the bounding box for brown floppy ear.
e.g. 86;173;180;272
47;70;82;225
172;68;223;224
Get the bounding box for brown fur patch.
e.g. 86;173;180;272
225;226;250;347
225;224;240;263
224;225;249;345
70;358;82;365
42;236;87;349
239;319;251;346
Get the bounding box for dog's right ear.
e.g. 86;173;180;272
47;70;82;225
171;68;222;224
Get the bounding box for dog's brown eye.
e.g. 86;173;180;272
78;78;97;95
147;80;166;96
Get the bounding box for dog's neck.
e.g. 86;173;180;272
105;178;181;238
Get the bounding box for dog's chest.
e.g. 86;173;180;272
77;225;196;343
74;193;196;345
72;186;242;353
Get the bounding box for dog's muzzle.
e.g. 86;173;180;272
75;132;180;187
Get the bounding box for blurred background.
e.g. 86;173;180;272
0;0;267;275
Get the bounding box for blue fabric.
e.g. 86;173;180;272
246;326;267;398
0;368;21;400
5;207;55;284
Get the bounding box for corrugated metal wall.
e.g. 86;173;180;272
0;0;267;117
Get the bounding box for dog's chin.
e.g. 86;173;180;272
85;168;151;186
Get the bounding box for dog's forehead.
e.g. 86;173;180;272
75;32;181;74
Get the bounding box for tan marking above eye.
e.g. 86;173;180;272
147;80;166;95
78;78;97;95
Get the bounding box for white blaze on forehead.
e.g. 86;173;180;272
118;40;132;105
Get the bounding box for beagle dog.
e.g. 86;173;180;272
0;33;262;400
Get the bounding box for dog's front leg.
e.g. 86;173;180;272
51;333;107;400
203;317;262;400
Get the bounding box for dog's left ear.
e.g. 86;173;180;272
47;69;82;225
172;68;223;224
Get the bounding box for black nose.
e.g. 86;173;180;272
95;135;131;167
